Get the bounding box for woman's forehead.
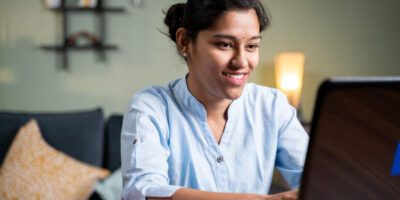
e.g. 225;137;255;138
201;9;261;40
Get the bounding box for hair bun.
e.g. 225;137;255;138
164;3;186;42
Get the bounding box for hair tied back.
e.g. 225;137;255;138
164;3;186;42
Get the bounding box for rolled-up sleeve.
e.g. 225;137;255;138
274;92;309;189
121;93;182;200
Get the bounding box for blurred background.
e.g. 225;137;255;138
1;0;400;122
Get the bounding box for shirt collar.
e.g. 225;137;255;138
170;75;244;123
171;75;207;122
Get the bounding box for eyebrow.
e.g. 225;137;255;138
212;34;262;41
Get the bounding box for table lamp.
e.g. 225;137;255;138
275;52;305;117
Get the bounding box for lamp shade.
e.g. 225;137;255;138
275;52;305;108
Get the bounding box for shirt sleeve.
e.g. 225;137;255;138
121;92;182;200
274;91;309;189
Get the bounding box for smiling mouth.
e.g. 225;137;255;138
224;73;245;79
222;72;247;85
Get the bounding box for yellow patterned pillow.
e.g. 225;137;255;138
0;119;110;200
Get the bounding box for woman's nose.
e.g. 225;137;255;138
230;49;247;70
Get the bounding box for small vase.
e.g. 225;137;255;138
79;0;98;8
45;0;61;9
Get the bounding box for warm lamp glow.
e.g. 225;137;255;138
275;52;305;109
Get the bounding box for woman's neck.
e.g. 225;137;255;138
186;75;232;120
203;99;231;121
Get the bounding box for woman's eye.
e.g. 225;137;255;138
215;42;233;49
247;44;260;51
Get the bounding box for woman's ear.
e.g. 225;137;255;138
176;27;190;56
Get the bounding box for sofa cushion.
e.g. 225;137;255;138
104;115;123;172
0;108;104;167
0;120;109;200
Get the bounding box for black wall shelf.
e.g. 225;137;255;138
41;44;118;51
41;0;124;70
51;7;124;12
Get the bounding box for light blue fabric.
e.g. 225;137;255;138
121;76;309;200
94;168;122;200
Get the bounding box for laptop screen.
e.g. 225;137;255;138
299;77;400;200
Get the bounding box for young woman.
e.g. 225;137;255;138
121;1;309;200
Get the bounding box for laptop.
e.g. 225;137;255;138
298;77;400;200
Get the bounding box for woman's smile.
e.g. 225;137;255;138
221;72;248;86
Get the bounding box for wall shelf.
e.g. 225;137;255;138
41;44;118;51
41;0;124;70
51;7;124;12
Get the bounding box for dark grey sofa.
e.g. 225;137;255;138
0;108;123;199
0;108;289;197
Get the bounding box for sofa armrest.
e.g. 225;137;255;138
104;114;123;172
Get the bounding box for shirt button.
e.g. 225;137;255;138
216;156;224;163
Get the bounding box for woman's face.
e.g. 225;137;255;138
186;9;261;103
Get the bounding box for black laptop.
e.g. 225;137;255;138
299;77;400;200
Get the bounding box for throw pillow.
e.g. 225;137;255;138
0;119;110;200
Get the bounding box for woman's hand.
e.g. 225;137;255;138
264;190;298;200
149;188;298;200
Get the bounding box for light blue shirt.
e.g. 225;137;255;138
121;76;309;200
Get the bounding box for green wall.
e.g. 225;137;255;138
1;0;400;121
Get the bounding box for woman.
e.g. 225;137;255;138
121;0;309;199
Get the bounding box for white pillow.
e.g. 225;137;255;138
94;168;122;200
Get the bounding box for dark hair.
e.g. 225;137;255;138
164;0;270;43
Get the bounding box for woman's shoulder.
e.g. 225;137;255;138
244;82;285;101
127;80;180;112
125;89;163;117
132;79;180;101
243;83;294;122
133;85;170;100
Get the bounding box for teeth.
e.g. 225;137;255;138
225;73;244;79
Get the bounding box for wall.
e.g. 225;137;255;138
256;0;400;121
1;0;400;121
0;0;187;116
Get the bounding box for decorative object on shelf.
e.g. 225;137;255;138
79;0;98;8
66;31;100;46
40;0;124;70
44;0;61;9
275;52;305;119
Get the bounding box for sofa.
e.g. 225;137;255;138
0;107;290;199
0;108;123;200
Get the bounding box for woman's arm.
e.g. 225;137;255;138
148;188;298;200
121;92;182;200
274;91;309;189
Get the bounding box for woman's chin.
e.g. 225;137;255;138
224;87;245;100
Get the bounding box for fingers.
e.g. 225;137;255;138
267;190;298;200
